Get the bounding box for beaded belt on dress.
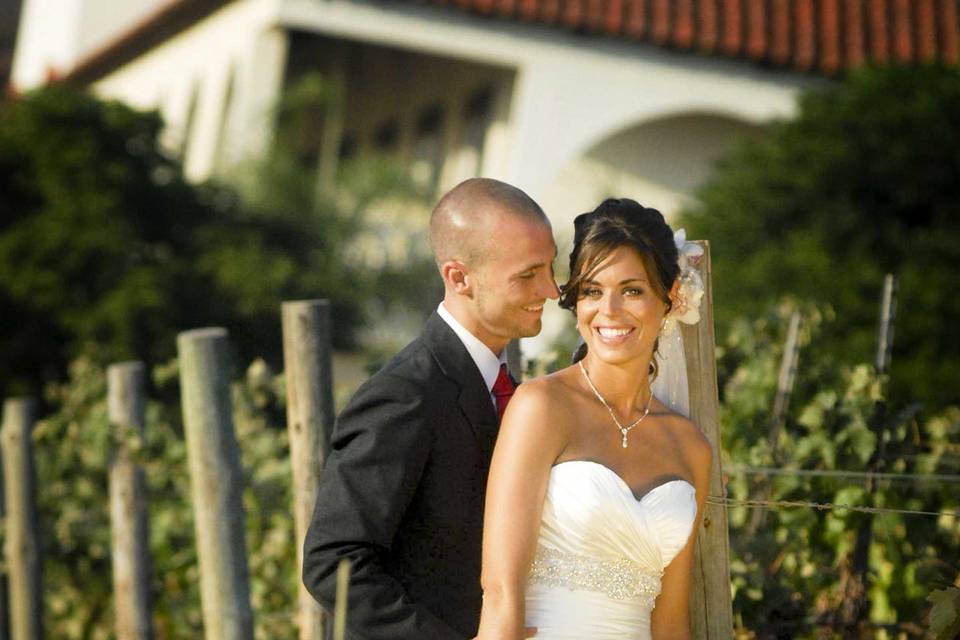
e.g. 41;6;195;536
528;544;662;605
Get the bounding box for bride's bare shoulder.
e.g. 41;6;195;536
653;404;712;470
504;367;583;428
665;413;713;474
513;367;582;406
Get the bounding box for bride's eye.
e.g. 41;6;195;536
581;286;602;298
624;287;644;296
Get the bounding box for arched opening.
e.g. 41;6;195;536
539;112;767;232
525;112;766;357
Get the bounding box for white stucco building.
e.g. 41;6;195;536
11;0;958;352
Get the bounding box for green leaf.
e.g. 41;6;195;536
928;587;960;639
847;425;878;464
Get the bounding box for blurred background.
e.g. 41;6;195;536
1;0;959;638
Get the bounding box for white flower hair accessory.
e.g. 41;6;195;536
661;229;705;336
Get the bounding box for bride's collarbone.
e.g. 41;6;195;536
552;389;694;492
568;407;680;452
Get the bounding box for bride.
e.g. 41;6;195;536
476;198;712;640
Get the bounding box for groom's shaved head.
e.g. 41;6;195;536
430;178;549;268
430;178;558;353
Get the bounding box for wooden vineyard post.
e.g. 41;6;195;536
0;428;7;640
840;273;898;629
770;311;803;447
108;361;155;640
282;300;336;640
746;311;803;536
332;559;351;640
1;398;43;640
681;241;734;639
177;328;255;640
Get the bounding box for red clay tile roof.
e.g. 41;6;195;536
56;0;960;87
430;0;960;75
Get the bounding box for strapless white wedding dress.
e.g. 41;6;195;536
524;460;697;639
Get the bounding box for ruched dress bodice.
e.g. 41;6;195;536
524;461;697;639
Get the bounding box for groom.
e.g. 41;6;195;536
302;178;558;639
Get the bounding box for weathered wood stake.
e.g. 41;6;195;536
332;559;351;640
177;328;254;640
1;436;9;640
770;311;803;447
747;311;803;535
1;398;42;640
681;241;734;640
282;300;335;640
108;362;155;640
875;274;898;375
841;273;899;629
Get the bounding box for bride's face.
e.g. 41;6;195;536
575;245;669;367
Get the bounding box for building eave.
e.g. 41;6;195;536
59;0;234;85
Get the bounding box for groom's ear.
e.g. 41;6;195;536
441;260;473;295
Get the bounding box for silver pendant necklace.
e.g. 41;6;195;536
579;360;653;448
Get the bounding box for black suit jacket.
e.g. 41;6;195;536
303;311;500;640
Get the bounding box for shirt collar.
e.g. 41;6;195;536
437;302;508;393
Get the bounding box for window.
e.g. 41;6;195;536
411;103;445;189
460;86;494;177
374;120;399;151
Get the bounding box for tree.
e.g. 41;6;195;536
0;85;362;398
680;63;960;411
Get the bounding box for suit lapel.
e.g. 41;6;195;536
421;313;499;445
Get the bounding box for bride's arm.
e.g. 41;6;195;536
476;380;568;640
650;420;713;640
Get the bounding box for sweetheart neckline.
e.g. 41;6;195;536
551;460;695;504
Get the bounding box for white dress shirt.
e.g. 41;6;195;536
437;302;509;409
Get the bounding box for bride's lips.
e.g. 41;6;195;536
593;326;635;345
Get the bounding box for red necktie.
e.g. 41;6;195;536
492;363;516;423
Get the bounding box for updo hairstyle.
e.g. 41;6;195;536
560;198;680;371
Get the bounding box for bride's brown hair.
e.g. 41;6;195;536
560;198;679;370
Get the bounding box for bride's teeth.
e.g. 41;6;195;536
598;328;631;338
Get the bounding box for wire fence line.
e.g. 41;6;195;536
726;465;960;484
707;495;960;519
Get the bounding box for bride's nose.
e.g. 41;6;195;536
600;291;623;315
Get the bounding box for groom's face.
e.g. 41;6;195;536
469;212;559;352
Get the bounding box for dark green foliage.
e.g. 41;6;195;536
680;63;960;411
0;86;362;398
669;63;960;631
720;303;960;637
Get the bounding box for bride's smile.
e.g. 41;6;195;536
594;326;635;343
